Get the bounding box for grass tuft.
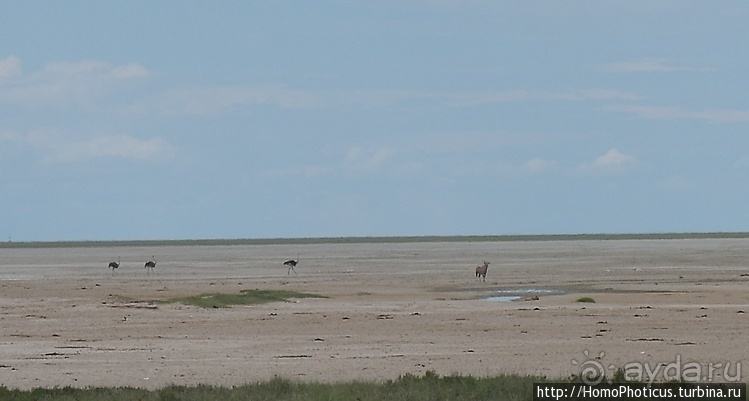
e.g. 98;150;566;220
576;296;596;303
162;289;326;308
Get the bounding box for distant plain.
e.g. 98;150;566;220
1;235;748;389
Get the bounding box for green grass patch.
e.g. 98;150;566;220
162;289;326;308
0;372;551;401
576;296;596;303
1;372;744;401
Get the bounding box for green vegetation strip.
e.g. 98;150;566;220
3;232;749;248
162;289;326;308
1;373;744;401
0;373;547;401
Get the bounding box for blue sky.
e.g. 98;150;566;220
2;2;748;241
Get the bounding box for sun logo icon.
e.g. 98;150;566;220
571;350;614;385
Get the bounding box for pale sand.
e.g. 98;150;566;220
1;238;748;389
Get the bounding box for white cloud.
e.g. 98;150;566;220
344;146;395;172
579;148;636;174
443;89;644;107
347;89;643;108
594;149;634;167
553;90;645;101
604;59;712;73
0;56;22;78
16;128;174;163
0;128;20;143
80;134;174;161
606;104;749;123
136;85;319;116
0;58;150;106
39;60;148;79
43;60;109;76
109;63;149;79
523;157;556;174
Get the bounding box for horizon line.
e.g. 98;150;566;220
2;232;749;248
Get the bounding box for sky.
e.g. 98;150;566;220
2;2;749;241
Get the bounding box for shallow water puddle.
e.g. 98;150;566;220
482;288;561;302
484;295;522;302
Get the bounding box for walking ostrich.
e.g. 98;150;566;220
109;257;121;275
283;254;299;275
144;256;156;274
475;261;489;282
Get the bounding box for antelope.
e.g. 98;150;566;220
475;261;489;282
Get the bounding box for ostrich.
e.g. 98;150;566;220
475;261;489;282
283;254;299;275
144;256;156;274
109;257;121;275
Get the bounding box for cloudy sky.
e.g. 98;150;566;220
2;2;748;241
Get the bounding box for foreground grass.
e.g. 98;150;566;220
162;289;327;308
2;373;745;401
0;373;546;401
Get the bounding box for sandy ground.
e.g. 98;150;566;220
1;238;749;389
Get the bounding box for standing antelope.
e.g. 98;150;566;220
475;261;489;282
144;256;156;274
109;257;121;275
283;254;299;275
